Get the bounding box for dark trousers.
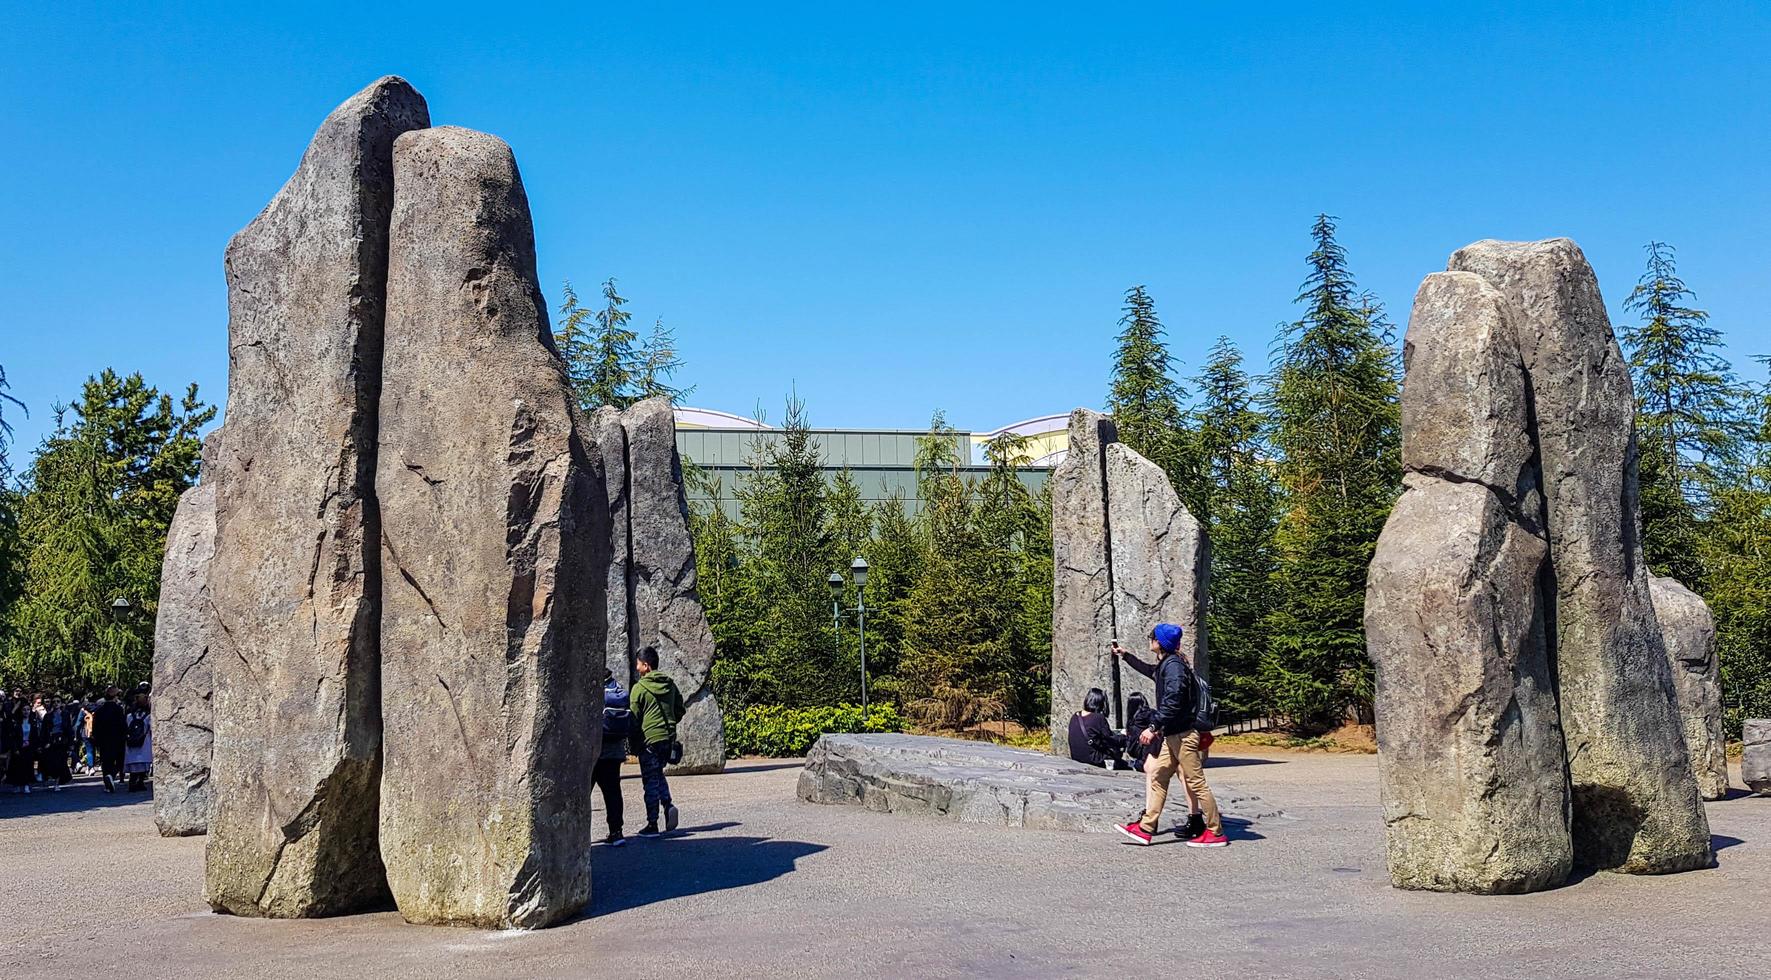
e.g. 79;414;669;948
40;739;71;784
592;757;625;836
98;742;123;778
638;742;672;824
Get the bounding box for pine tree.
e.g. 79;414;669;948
1190;337;1280;715
3;371;214;687
636;317;691;403
1698;365;1771;736
1621;242;1748;583
713;397;839;707
1261;214;1401;729
1105;286;1201;513
0;365;23;478
565;278;639;410
860;492;920;697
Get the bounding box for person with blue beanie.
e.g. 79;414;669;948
1111;623;1227;847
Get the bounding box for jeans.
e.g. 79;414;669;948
592;757;625;835
1138;730;1222;836
637;741;672;824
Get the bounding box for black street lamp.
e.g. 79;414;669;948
828;557;871;718
109;596;131;618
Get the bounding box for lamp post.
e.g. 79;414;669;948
826;557;871;719
109;596;131;618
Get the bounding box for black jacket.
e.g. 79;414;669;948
1146;653;1197;737
92;700;126;751
1066;712;1125;768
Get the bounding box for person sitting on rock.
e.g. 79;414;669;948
630;646;683;837
1112;625;1228;847
1066;687;1126;769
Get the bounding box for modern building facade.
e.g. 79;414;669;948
674;406;1077;515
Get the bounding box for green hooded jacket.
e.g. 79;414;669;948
630;670;684;748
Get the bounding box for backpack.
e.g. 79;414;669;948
601;683;633;741
1190;669;1218;732
126;712;148;749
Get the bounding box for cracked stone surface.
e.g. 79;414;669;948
1450;239;1710;874
799;733;1279;833
376;125;606;930
152;436;220;838
205;76;426;917
1745;720;1771;795
1648;575;1729;800
621;397;725;774
1367;271;1570;894
1051;409;1206;757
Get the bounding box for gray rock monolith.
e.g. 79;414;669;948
1450;239;1711;874
206;76;427;917
592;405;632;683
1744;720;1771;795
623;397;725;774
1648;575;1729;800
1367;272;1570;894
376;126;606;930
1051;409;1207;757
152;432;222;838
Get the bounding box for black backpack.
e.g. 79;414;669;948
1190;669;1218;732
126;712;148;749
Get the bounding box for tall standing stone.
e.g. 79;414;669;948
152;431;223;838
206;77;427;916
593;406;632;686
623;397;726;774
1649;575;1729;800
1449;239;1711;874
1051;409;1121;758
1051;409;1207;757
1366;272;1570;893
377;126;606;930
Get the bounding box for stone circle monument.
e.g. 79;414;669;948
149;74;728;929
1368;239;1713;894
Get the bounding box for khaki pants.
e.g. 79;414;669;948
1139;729;1222;835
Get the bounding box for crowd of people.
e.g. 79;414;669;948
1065;622;1229;848
1;684;153;795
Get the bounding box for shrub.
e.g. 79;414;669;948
724;703;903;758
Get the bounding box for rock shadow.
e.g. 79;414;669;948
588;830;827;916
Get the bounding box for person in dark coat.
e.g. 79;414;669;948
90;687;127;793
1066;687;1126;768
1112;625;1227;847
593;670;634;847
3;702;37;793
1123;691;1156;773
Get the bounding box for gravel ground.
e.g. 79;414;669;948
1;752;1765;979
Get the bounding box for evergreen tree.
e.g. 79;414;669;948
552;281;597;410
1699;365;1771;736
1190;337;1280;714
636;317;691;403
860;491;920;699
1621;242;1748;583
1261;214;1401;729
3;371;214;687
710;397;839;707
1105;286;1201;513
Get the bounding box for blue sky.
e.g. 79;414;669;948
4;2;1767;453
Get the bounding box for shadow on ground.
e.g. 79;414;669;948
1204;756;1284;768
0;776;147;820
587;822;827;916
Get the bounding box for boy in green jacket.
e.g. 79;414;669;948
630;646;683;836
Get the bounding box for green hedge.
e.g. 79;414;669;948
724;703;903;757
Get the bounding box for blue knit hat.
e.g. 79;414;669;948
1152;623;1183;653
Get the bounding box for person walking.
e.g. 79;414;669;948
91;687;127;793
3;702;36;794
593;669;634;846
76;695;97;775
37;695;72;790
1112;625;1228;847
629;646;683;837
123;692;153;791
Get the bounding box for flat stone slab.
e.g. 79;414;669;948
798;733;1279;833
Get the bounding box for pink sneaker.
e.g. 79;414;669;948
1116;821;1154;845
1186;829;1229;848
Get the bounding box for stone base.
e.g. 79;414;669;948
1745;720;1771;796
798;733;1279;833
